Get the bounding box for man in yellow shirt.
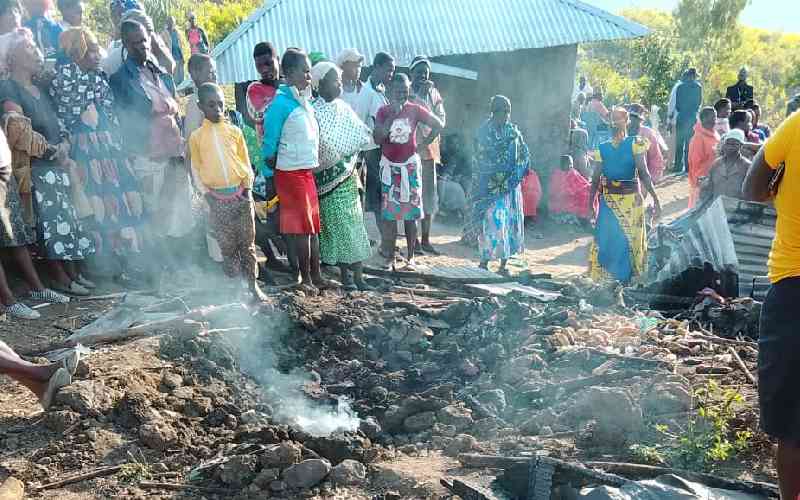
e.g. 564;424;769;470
743;108;800;500
189;83;265;302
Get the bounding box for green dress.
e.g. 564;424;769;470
317;165;372;266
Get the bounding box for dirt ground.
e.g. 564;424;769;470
4;175;767;500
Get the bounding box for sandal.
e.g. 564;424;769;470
39;367;71;410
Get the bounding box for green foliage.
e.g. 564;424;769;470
633;381;753;472
578;6;800;127
192;0;261;47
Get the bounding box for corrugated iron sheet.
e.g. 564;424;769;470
647;196;775;300
212;0;649;84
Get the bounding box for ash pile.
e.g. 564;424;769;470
4;270;768;499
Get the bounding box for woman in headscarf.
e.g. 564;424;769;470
589;107;661;284
472;95;530;275
0;28;95;294
51;27;143;270
311;61;373;291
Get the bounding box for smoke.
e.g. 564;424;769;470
233;311;361;437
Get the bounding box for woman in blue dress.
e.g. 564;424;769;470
589;107;661;283
473;95;531;275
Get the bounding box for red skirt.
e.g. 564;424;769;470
275;169;321;235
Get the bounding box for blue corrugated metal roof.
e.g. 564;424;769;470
212;0;649;84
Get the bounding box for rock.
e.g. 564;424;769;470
642;382;692;416
369;386;389;402
567;387;643;448
431;423;456;437
283;459;332;489
138;421;177;451
499;355;541;384
437;405;473;430
520;416;541;436
471;418;501;439
184;397;213;418
477;389;507;413
259;442;302;469
159;372;183;391
269;480;287;492
303;433;372;464
113;392;153;428
252;468;280;489
43;409;81;432
55;380;116;416
403;411;436;433
0;476;24;500
399;444;419;455
383;396;448;432
330;459;366;486
444;434;477;457
359;416;382;439
219;454;257;488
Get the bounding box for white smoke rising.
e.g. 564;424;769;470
234;313;361;437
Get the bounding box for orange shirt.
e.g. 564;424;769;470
687;122;720;207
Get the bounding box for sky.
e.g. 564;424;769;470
588;0;799;33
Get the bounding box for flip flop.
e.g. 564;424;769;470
39;367;71;410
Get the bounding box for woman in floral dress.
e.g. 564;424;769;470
0;28;94;294
473;95;531;275
51;27;142;270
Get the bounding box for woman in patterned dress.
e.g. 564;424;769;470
51;27;142;274
311;62;373;290
374;73;443;269
589;107;661;283
473;95;531;275
0;28;94;295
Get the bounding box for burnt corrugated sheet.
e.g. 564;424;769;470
211;0;650;84
647;196;775;300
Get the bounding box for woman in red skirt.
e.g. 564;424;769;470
262;48;334;291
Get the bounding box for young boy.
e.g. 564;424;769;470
189;83;265;301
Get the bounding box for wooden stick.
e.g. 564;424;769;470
77;292;128;302
728;346;757;385
33;465;124;491
138;481;235;494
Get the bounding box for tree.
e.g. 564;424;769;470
673;0;749;77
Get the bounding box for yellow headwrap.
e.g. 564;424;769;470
59;28;98;63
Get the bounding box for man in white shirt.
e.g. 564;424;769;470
356;52;395;251
337;48;365;113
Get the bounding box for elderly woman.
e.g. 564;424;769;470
0;28;95;294
109;20;189;265
589;107;661;284
311;61;373;291
51;27;143;265
472;96;530;275
263;48;332;291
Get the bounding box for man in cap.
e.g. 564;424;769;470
409;55;446;255
337;48;365;112
726;67;754;111
699;128;750;203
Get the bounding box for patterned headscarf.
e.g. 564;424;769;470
59;27;97;63
311;61;339;91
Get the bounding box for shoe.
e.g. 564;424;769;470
61;350;80;376
6;302;41;320
75;275;96;289
39;367;71;410
52;282;90;297
29;288;70;304
421;243;440;256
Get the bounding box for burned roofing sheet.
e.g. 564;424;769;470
647;196;775;300
211;0;650;84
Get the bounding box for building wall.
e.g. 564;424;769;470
433;45;577;188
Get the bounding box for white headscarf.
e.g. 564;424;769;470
311;61;340;91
